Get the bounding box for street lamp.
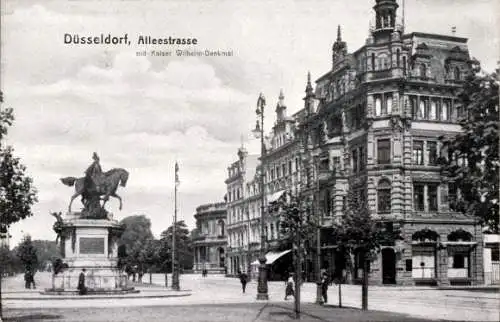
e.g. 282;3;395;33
253;93;269;300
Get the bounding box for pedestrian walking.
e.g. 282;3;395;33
30;271;36;289
238;270;248;293
321;272;329;304
284;273;295;300
24;270;31;289
77;268;87;295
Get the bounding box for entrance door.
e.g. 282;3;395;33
382;248;396;284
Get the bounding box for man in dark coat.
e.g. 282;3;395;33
238;270;248;293
77;268;87;295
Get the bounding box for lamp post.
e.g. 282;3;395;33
312;155;323;305
253;93;269;300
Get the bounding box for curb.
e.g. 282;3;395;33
3;292;192;300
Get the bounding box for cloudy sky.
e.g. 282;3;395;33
1;0;498;246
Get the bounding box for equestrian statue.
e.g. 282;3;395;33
61;152;129;219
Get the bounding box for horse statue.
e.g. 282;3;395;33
61;168;129;214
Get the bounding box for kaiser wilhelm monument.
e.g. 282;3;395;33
46;152;134;294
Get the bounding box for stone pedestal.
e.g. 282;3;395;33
46;212;135;294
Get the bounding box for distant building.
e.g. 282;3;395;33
225;148;260;276
192;202;227;274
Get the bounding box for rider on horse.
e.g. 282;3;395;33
85;152;104;193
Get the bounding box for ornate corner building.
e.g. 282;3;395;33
305;0;483;286
222;0;485;286
192;202;227;274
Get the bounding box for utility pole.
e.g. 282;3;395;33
171;162;180;291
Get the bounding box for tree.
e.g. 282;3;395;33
15;235;38;273
140;238;160;284
160;220;193;271
0;92;38;318
272;191;316;318
332;188;401;310
118;215;154;279
440;64;499;233
31;240;59;271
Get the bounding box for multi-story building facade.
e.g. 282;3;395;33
225;148;261;276
192;202;227;274
304;0;483;285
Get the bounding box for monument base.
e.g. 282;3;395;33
46;212;136;295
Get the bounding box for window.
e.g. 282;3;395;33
413;140;424;165
414;184;425;211
430;100;437;120
375;95;382;116
359;147;366;171
441;101;450;121
276;166;281;178
396;49;400;67
403;56;407;75
420;64;427;78
377;139;391;164
428;184;438;211
295;157;300;171
452;254;465;268
448;182;457;210
454;67;461;80
418;99;426;119
378;180;391;213
282;164;287;177
386;94;392;115
333;156;341;171
405;259;413;271
270;169;275;180
352;149;359;173
427;141;438;165
288;161;292;174
371;53;376;70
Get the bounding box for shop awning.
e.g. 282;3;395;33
251;249;291;266
268;190;286;203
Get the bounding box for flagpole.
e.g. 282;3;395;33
172;162;180;290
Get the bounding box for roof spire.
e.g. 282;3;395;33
337;25;342;42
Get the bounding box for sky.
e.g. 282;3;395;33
1;0;498;247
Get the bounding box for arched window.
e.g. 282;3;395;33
371;53;376;71
377;179;391;213
396;49;400;67
454;67;461;80
375;96;382;116
218;220;225;237
420;64;427;78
